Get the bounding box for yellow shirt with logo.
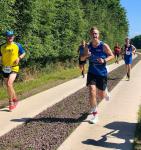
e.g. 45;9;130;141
0;42;25;72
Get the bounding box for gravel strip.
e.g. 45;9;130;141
0;55;140;150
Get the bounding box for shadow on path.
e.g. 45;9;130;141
11;112;89;124
82;121;136;150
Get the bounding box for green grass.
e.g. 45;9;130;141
133;105;141;150
136;49;141;52
0;66;81;101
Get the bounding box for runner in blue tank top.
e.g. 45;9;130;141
122;38;136;80
84;27;114;124
77;40;87;78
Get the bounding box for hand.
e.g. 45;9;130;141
14;57;20;65
97;58;105;64
88;51;91;57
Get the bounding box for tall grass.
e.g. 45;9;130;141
0;62;87;101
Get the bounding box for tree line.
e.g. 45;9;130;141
131;35;141;49
0;0;128;68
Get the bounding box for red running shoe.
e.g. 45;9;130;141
9;101;15;111
13;98;18;107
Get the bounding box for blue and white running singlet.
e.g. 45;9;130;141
88;41;108;77
124;45;133;64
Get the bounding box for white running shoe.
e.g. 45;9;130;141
105;88;111;101
89;112;99;124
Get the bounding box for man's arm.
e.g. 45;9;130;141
19;52;26;60
131;45;136;55
14;43;26;65
96;43;114;64
103;43;114;62
83;43;91;59
77;46;80;54
18;43;26;60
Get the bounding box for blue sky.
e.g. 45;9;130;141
120;0;141;38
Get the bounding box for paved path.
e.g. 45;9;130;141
58;57;141;150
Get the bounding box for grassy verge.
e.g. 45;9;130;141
136;49;141;53
0;66;82;101
133;105;141;150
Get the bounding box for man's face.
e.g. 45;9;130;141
125;38;130;44
7;35;14;43
90;29;99;39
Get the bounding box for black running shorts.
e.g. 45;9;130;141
86;72;107;91
2;71;17;78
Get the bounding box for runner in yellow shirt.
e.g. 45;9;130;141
0;31;26;111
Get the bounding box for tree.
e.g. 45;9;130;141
131;35;141;49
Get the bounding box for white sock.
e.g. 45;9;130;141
91;106;97;112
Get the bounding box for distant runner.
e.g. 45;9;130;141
114;42;121;64
122;37;136;81
0;31;26;111
78;40;87;78
84;27;114;124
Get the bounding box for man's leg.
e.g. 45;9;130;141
115;54;117;63
117;55;119;64
97;88;105;103
82;64;85;78
125;64;128;78
5;73;17;111
88;85;99;123
89;85;97;108
79;64;84;77
6;73;17;100
127;64;131;79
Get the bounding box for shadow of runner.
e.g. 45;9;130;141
11;112;89;124
82;121;136;150
108;77;123;80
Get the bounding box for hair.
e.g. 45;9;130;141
81;40;85;43
81;40;86;46
125;37;130;41
90;26;99;34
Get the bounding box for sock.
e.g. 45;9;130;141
127;73;130;78
91;106;97;112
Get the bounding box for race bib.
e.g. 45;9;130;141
2;66;12;73
126;51;131;55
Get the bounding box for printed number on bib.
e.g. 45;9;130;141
3;66;12;73
126;51;131;55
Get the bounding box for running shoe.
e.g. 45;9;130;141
125;76;130;81
13;98;18;107
83;74;85;78
9;101;15;111
89;111;99;124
